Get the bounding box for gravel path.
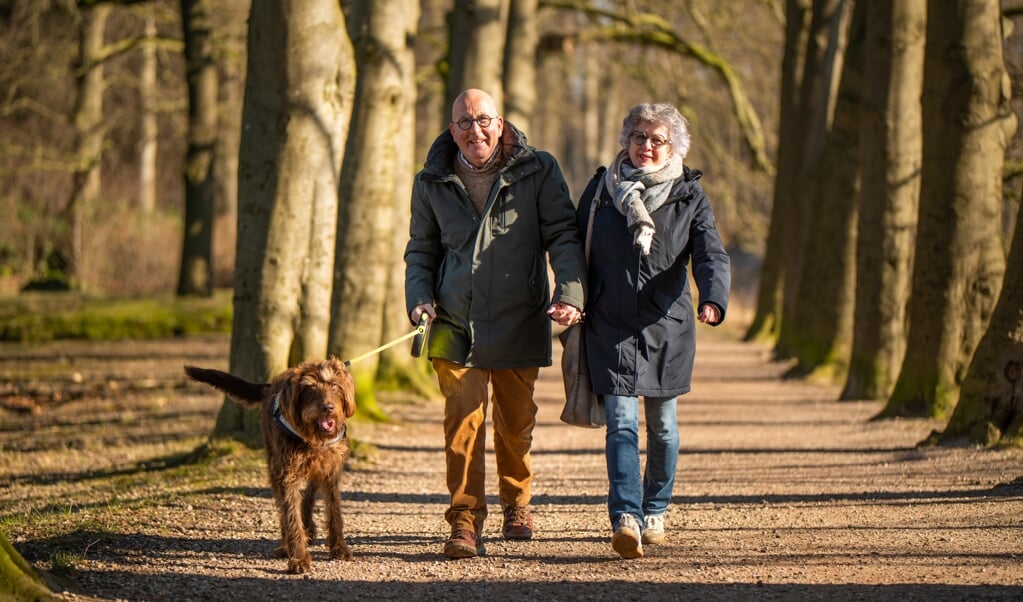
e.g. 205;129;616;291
2;328;1022;601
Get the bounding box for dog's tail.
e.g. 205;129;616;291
184;365;267;408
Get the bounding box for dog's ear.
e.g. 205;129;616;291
341;377;356;418
278;369;303;421
326;357;357;418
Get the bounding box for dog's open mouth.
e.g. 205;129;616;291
318;418;336;433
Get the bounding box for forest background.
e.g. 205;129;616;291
2;1;1023;443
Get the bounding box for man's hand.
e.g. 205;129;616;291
547;302;583;326
411;303;436;325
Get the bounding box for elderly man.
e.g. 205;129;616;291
405;88;586;559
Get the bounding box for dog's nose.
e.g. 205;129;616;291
321;402;335;412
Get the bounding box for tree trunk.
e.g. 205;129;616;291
775;0;851;360
376;0;437;399
746;0;810;342
215;0;353;442
502;0;537;133
63;3;111;289
177;0;218;297
0;530;61;601
883;0;1014;419
841;0;924;401
328;0;410;420
580;38;602;185
138;12;157;215
935;187;1023;446
213;0;248;286
787;0;864;382
446;0;508;110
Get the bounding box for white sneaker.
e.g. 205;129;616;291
611;513;644;559
642;514;665;545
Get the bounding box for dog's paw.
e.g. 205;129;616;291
286;554;312;574
330;543;353;561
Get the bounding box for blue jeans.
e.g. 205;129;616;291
604;394;679;528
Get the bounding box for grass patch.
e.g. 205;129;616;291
0;289;233;342
49;549;82;575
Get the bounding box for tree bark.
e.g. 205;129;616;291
213;0;249;286
216;0;353;442
746;0;810;342
63;3;111;289
328;0;411;420
935;185;1023;446
376;0;437;399
842;0;924;401
446;0;508;109
0;529;61;601
775;0;851;359
502;0;537;133
138;12;157;215
787;0;864;381
177;0;218;297
883;0;1014;419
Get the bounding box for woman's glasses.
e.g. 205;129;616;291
455;115;496;130
629;131;671;149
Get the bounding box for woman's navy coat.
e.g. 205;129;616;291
578;165;730;397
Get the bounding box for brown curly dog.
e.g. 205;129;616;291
184;358;356;574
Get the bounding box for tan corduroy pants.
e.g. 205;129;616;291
432;358;540;536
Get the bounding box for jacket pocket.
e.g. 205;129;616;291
652;288;690;323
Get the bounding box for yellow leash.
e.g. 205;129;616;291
342;315;430;367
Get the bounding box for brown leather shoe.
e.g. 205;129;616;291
443;528;484;559
502;505;534;540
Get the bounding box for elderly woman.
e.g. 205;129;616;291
574;103;730;559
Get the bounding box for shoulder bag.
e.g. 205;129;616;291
559;172;605;428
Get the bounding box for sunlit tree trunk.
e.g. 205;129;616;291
214;0;249;284
446;0;508;109
177;0;217;297
579;40;602;185
0;530;61;601
328;0;411;420
883;0;1013;419
935;190;1023;446
775;0;850;360
746;0;810;342
216;0;353;443
63;3;111;289
787;0;864;382
138;12;157;215
503;0;536;133
841;0;924;401
376;0;437;399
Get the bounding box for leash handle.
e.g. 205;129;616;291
410;313;430;358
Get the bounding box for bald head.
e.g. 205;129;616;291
451;89;499;123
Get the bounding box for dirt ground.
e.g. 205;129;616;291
1;326;1022;601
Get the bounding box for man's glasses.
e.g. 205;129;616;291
455;115;496;130
629;131;671;149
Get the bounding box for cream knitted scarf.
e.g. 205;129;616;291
603;150;684;255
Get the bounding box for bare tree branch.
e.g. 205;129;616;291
540;0;774;174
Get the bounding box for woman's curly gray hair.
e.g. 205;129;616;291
618;103;692;159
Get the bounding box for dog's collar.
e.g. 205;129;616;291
271;393;347;447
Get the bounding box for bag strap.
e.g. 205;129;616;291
581;166;606;262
